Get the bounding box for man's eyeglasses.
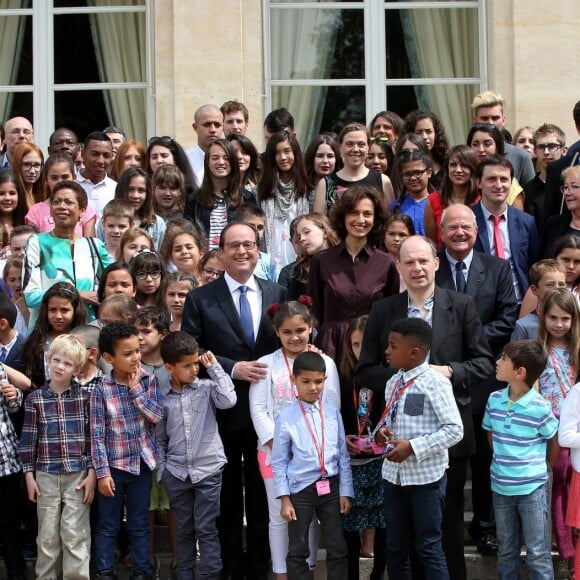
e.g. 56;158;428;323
534;143;563;153
222;241;257;251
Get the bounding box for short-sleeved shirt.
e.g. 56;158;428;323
482;386;558;496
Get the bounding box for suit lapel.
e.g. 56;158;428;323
255;279;275;345
213;278;250;346
465;252;484;296
431;287;452;362
436;252;454;291
474;204;491;254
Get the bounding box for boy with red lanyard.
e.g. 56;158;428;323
272;351;353;580
372;317;463;580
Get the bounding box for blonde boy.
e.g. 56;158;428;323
19;335;94;580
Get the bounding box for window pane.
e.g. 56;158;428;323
55;89;147;144
272;85;365;146
0;92;33;127
385;8;479;79
54;0;144;6
270;9;364;80
0;15;32;87
387;84;477;146
55;12;145;84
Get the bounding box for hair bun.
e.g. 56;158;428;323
266;302;281;318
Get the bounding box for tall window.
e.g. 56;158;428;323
266;0;485;146
0;0;152;148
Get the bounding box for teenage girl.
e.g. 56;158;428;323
26;153;97;237
110;139;147;181
163;271;197;331
116;228;155;263
537;288;580;575
152;165;186;222
196;250;225;286
339;316;386;580
249;299;340;580
97;262;137;303
129;251;166;308
366;137;394;179
227;133;263;199
0;169;27;254
20;282;86;388
161;229;206;277
108;167;166;249
304;134;341;192
11;142;45;208
369;111;404;145
258;131;312;278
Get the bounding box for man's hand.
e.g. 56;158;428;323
430;364;452;379
280;496;297;522
340;496;352;515
385;439;414;463
232;361;268;383
98;476;116;497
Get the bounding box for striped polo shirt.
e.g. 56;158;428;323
483;386;558;496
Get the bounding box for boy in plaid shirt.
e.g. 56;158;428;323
374;318;463;580
90;321;163;580
19;335;94;580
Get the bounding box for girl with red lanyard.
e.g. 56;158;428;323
249;298;340;579
537;288;580;577
339;316;388;580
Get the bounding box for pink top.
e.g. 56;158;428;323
25;201;97;235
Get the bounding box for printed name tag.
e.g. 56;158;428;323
316;479;330;496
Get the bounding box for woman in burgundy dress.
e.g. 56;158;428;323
309;185;400;360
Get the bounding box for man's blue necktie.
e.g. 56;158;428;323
239;285;255;347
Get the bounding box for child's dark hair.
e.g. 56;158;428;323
130;251;166;307
502;340;548;387
163;271;198;294
134;305;170;333
10;224;38;241
234;202;265;221
0;294;17;327
160;330;199;365
267;297;314;329
384;213;415;236
21;283;86;388
99;321;139;357
390;317;433;353
293;351;326;376
98;262;135;302
340;315;368;379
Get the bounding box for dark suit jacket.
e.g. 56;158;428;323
541;213;578;259
436;251;517;413
355;287;494;457
4;331;25;370
181;276;286;432
472;202;539;296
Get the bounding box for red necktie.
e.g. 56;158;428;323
490;215;505;259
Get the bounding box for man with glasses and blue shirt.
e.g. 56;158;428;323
182;221;286;580
1;116;34;169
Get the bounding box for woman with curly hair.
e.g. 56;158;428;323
403;110;450;189
309;185;400;360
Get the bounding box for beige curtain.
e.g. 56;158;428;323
0;0;27;121
270;0;340;145
88;0;147;143
401;8;479;146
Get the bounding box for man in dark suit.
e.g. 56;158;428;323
437;204;518;554
356;235;494;580
182;222;286;580
472;155;539;301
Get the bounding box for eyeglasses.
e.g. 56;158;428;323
21;162;43;171
202;268;223;279
401;168;429;180
222;241;257;251
443;223;475;232
8;128;33;136
535;143;563;153
560;184;580;193
135;270;162;280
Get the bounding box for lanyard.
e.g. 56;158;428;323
282;350;298;397
368;370;426;441
297;396;326;478
548;346;576;400
353;386;373;438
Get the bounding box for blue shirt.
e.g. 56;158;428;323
388;196;428;236
483;386;558;496
511;311;539;340
272;397;353;498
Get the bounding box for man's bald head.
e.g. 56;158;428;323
3;116;34;161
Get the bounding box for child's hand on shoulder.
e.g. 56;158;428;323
200;351;217;369
340;496;351;515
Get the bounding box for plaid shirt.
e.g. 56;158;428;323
381;362;463;486
0;384;22;477
19;383;92;474
73;368;104;395
90;371;162;479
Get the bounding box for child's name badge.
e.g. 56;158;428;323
316;479;330;496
